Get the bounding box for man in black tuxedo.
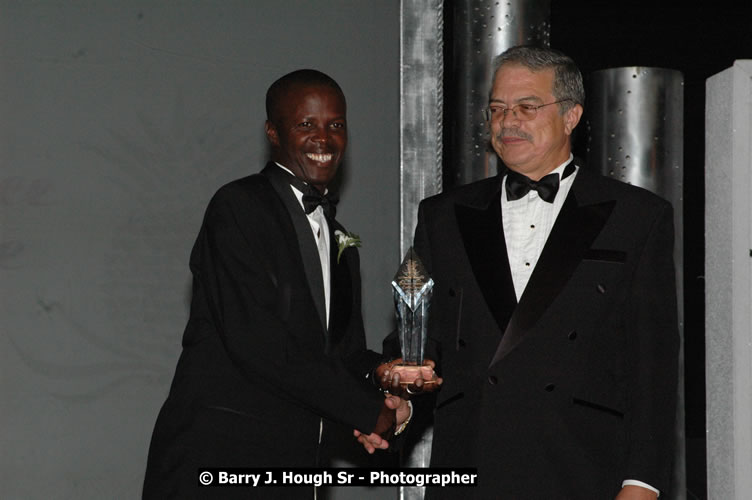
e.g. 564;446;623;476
143;69;405;499
381;46;679;499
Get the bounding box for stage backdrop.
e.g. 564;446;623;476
0;2;400;499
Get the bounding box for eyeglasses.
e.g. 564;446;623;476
484;99;572;122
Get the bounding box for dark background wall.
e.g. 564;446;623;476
550;3;752;499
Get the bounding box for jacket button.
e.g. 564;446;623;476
568;330;577;340
488;375;498;385
458;338;466;347
449;288;456;297
544;384;556;392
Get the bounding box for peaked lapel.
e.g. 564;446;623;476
263;163;328;335
328;218;354;350
454;176;518;337
489;169;616;366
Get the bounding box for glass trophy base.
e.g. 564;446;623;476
392;364;437;387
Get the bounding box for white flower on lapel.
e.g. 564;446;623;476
334;230;361;263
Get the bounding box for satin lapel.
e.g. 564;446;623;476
263;163;328;334
328;219;353;350
490;172;616;365
454;179;517;336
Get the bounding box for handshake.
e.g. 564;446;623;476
353;358;442;454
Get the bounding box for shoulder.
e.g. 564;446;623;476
419;175;501;211
204;171;283;225
575;168;673;213
210;171;277;206
212;172;272;201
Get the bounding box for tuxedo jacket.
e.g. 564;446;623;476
143;163;384;499
412;167;679;499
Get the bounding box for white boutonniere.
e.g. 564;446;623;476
335;230;361;263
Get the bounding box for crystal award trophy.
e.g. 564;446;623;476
391;247;436;387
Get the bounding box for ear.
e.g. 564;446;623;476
265;120;279;147
563;104;583;136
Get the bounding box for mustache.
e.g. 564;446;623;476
496;128;533;141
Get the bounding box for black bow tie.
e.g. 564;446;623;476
286;173;338;218
505;162;575;203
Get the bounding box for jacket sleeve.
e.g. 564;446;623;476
193;184;385;433
622;201;680;492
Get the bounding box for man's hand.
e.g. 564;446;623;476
389;394;411;428
353;428;388;454
614;485;658;500
353;395;410;454
376;358;443;399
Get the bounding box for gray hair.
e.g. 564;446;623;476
491;45;584;113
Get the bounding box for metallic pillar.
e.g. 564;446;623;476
584;67;686;499
450;0;551;186
399;2;444;498
400;0;444;255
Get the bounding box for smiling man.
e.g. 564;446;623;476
143;69;406;499
264;72;347;192
385;46;679;499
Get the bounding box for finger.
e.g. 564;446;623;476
368;432;384;446
358;435;376;453
383;394;401;409
360;433;389;451
371;435;389;449
391;372;401;391
380;369;392;389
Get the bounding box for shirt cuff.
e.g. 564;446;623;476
394;400;413;436
622;479;659;496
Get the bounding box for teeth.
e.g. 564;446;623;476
306;153;332;162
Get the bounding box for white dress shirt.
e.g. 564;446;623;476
275;166;334;498
501;155;577;301
501;154;659;497
276;164;331;327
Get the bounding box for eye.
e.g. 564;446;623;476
488;106;505;115
517;104;539;119
297;121;313;128
330;121;346;129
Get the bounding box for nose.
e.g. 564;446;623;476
501;107;520;126
311;126;329;145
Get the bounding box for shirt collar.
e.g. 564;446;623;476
501;154;577;203
274;162;328;196
549;154;576;179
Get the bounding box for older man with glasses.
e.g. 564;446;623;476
373;45;679;500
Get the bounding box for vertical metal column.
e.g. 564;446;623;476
585;67;686;499
400;0;444;255
399;2;444;498
450;0;551;186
